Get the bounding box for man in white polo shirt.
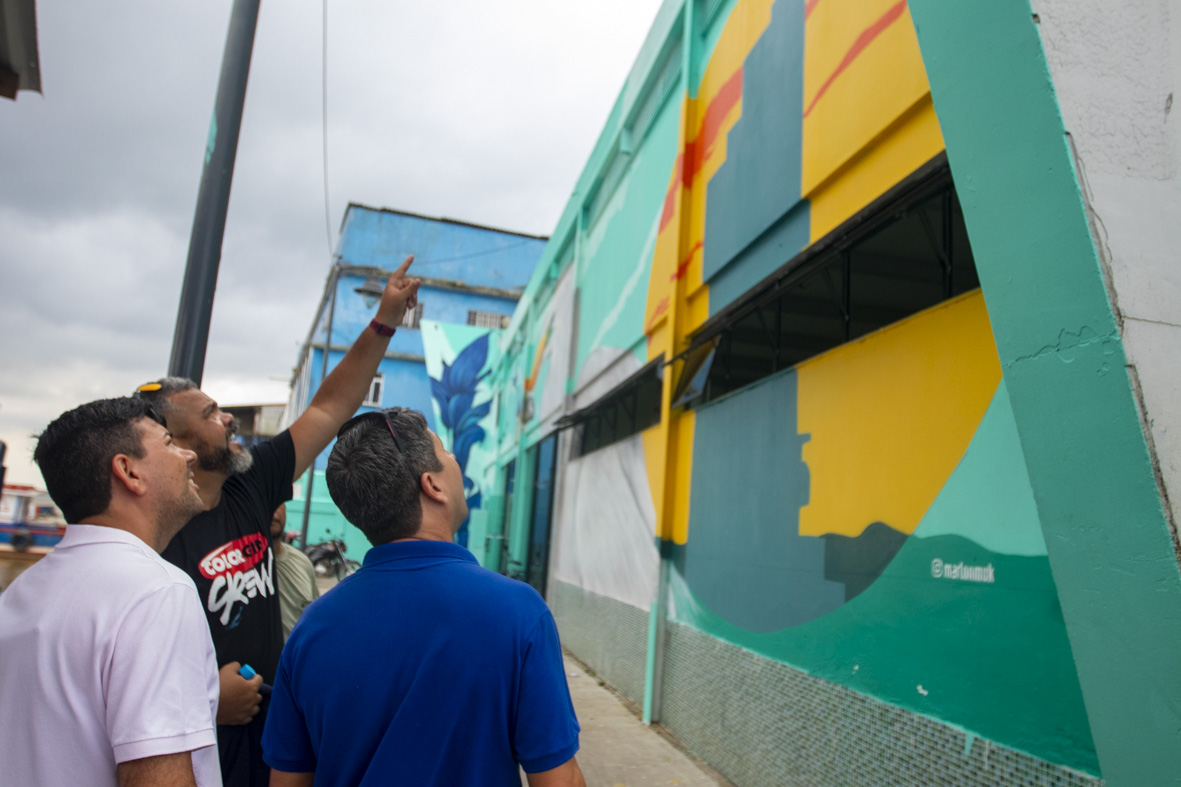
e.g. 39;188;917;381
0;397;231;786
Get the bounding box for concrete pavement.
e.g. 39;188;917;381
557;654;729;787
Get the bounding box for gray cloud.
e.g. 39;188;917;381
0;0;662;488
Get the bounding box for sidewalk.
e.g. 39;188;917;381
559;655;730;787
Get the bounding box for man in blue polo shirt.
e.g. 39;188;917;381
262;407;585;787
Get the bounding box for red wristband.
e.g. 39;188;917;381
369;319;396;337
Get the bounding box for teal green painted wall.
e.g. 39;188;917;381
505;442;536;578
672;377;1097;772
908;0;1181;781
575;102;683;379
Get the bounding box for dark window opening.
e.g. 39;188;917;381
685;162;977;405
563;358;664;457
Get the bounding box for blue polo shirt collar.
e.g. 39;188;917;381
362;539;476;570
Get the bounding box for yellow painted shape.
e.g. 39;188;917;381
642;0;780;544
641;422;667;537
643;0;777;341
797;290;1001;538
808;95;944;241
802;0;933;195
669;411;696;545
644;103;686;340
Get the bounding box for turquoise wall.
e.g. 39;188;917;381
908;0;1181;781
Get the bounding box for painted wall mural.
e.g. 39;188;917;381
671;292;1097;773
421;321;500;549
490;0;1100;777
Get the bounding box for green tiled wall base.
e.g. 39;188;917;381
550;581;649;706
552;581;1102;787
661;620;1103;786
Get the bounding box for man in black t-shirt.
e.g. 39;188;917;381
136;256;420;786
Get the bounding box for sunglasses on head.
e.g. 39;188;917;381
337;410;404;454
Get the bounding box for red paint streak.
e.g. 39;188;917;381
803;0;907;119
658;153;685;232
658;68;745;232
805;0;820;19
648;297;670;330
670;241;704;282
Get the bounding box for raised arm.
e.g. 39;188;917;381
288;255;420;479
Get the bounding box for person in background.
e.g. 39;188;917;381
263;407;585;787
0;397;222;786
270;503;318;641
134;256;419;786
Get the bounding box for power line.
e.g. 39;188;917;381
424;238;534;266
321;0;333;256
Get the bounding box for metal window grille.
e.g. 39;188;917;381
627;34;683;145
467;310;509;329
585;144;631;230
688;163;978;407
700;0;727;31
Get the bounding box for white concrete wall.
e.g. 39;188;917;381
1033;0;1181;533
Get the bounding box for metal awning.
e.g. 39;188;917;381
1;0;41;100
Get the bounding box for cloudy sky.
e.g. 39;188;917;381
0;0;663;487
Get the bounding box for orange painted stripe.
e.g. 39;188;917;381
523;327;550;392
670;241;704;282
658;68;745;232
803;0;907;119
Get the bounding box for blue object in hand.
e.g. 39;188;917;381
238;663;272;697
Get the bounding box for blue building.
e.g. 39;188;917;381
284;204;546;561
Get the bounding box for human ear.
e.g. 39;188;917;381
111;454;148;497
420;471;446;505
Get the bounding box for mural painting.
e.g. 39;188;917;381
421;321;500;549
672;292;1097;772
490;0;1101;777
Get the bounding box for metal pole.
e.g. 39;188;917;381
299;266;340;546
168;0;262;384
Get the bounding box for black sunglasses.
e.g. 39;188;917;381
337;410;404;454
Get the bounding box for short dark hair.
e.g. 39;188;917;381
326;408;443;545
34;398;165;523
132;377;198;426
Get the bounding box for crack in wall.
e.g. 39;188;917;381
1005;325;1119;368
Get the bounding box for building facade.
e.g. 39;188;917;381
284;204;546;563
480;1;1181;784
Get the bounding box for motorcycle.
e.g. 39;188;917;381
302;538;361;580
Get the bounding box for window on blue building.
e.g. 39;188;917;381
364;374;384;408
467;310;509;329
401;303;424;330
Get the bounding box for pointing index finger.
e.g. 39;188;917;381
393;254;415;278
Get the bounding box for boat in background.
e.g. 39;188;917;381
1;484;65;553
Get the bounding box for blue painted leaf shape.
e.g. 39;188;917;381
448;335;489;392
446;392;475;434
439;361;454;395
429;377;449;415
453;425;485;470
455;400;492;436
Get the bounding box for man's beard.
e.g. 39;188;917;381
195;437;255;476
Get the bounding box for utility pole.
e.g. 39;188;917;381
168;0;261;385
